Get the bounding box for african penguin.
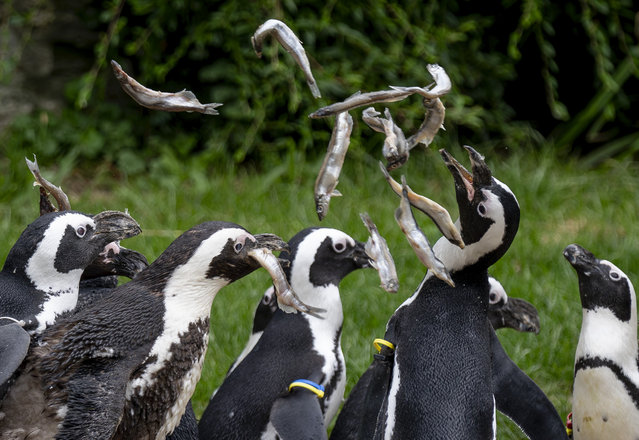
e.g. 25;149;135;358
0;221;289;440
564;244;639;439
331;146;566;439
0;210;140;334
198;227;372;440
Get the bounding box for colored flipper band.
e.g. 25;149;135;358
373;338;395;352
566;412;573;437
288;379;325;399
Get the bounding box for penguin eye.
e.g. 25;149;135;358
76;226;87;238
610;271;621;281
477;203;487;217
489;292;498;304
332;239;347;254
234;242;244;253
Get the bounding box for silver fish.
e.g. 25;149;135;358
314;111;353;220
380;109;409;170
394;176;454;287
252;19;321;99
25;155;71;211
389;64;452;99
406;97;445;150
247;247;325;318
379;162;464;248
110;60;222;115
359;212;399;293
310;89;412;119
361;107;385;133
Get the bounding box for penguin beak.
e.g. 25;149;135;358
253;233;290;253
489;297;540;334
82;246;149;281
91;210;142;243
351;240;373;269
440;145;492;202
563;244;598;272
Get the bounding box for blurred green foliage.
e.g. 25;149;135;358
1;0;638;174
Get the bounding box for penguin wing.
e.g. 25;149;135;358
270;389;328;440
0;323;30;397
330;348;395;440
490;328;569;439
55;358;135;439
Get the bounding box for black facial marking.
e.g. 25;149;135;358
206;238;260;282
54;224;99;273
308;237;362;287
575;356;639;411
576;264;632;322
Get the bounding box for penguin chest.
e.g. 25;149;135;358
573;367;639;440
321;345;346;425
119;319;210;440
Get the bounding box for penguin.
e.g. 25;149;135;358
198;227;372;440
564;243;639;439
0;221;291;440
0;210;140;401
487;276;540;333
331;146;567;439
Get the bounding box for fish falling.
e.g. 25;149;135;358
362;107;409;170
314;111;353;220
379;162;464;249
111;60;223;114
252;19;322;99
394;176;454;287
359;212;399;293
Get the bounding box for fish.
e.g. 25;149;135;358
247;246;325;318
314;111;354;220
310;89;412;119
25;155;71;212
359;212;399;293
394;176;454;287
362;108;409;170
406;97;445;149
252;19;321;99
388;64;451;99
379;162;464;248
110;60;222;114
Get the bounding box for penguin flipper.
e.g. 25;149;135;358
270;389;328;440
331;347;395;440
56;361;132;439
0;323;30;399
490;329;569;439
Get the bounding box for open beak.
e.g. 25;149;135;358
91;210;142;243
440;145;492;202
82;246;149;281
247;234;325;319
351;240;373;269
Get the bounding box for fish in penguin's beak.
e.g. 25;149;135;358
351;240;374;269
440;145;493;202
91;210;142;244
247;234;326;318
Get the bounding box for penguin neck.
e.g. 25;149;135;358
290;269;344;335
577;305;638;368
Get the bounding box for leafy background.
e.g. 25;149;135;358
1;1;638;438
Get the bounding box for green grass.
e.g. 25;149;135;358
2;145;639;439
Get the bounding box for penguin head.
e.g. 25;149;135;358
564;244;635;322
3;210;141;286
145;221;289;289
439;146;520;272
281;228;371;289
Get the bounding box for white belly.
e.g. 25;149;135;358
573;367;639;439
